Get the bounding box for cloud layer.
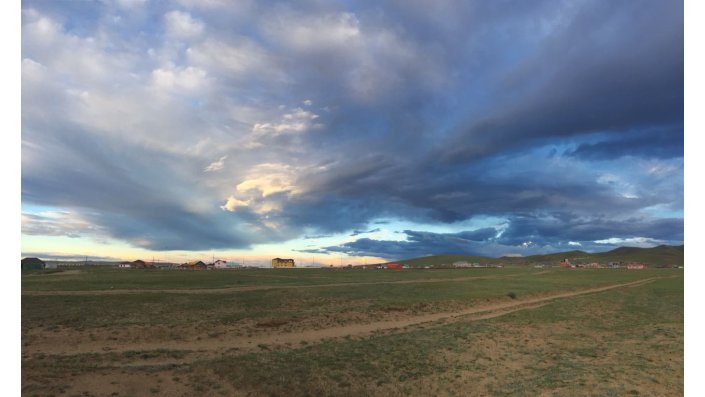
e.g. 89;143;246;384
21;0;683;258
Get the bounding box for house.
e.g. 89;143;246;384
179;261;207;270
21;257;45;270
118;261;132;268
213;260;228;269
626;263;646;270
132;259;147;268
375;264;386;270
584;263;602;269
272;258;295;268
559;259;573;268
190;261;207;269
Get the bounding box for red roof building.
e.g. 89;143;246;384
387;263;404;270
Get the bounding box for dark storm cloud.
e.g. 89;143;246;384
316;228;499;259
567;125;684;160
21;0;683;253
495;214;683;246
438;0;683;163
284;150;672;229
349;228;381;237
315;214;683;260
318;230;501;259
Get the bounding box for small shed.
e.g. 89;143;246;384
22;257;46;270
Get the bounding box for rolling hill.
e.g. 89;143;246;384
387;245;684;267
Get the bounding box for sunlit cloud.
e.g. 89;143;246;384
204;155;227;172
21;0;683;260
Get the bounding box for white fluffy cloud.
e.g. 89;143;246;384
236;163;304;198
252;108;320;136
264;12;361;52
187;37;280;80
219;162;320;220
164;10;204;39
204;155;227;172
151;65;210;92
594;237;663;247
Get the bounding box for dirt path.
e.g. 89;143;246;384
21;273;521;296
26;277;662;358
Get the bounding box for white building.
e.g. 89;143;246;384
213;260;228;269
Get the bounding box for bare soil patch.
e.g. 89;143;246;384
23;277;661;359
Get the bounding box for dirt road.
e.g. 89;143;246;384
25;277;662;358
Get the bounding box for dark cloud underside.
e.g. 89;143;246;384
21;0;683;257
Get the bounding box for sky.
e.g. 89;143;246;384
20;0;684;265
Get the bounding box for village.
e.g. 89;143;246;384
20;256;680;271
551;258;679;269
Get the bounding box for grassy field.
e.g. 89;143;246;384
21;267;683;396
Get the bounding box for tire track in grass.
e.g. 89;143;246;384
24;277;663;358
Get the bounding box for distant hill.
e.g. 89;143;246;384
385;254;499;268
388;245;684;267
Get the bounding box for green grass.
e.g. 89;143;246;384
21;267;526;291
22;268;670;330
183;275;682;396
22;268;682;396
396;244;684;268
